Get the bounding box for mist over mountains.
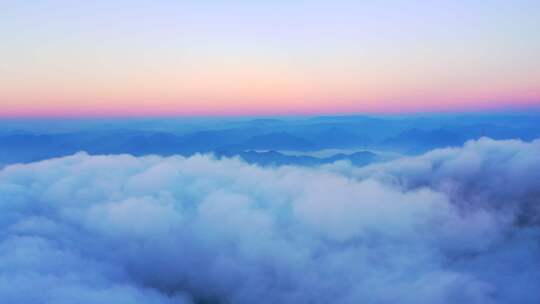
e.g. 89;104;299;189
1;114;539;167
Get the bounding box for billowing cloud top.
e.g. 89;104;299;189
1;138;539;303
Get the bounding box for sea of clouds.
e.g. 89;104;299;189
0;138;539;303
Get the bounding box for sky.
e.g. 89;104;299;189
1;0;539;117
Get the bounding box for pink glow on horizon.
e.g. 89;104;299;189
1;95;539;118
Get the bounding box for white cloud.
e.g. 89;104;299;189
0;138;539;303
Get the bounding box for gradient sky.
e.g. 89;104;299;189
1;0;539;117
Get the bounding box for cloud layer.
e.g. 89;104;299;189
1;138;539;303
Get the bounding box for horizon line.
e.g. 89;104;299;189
1;108;540;120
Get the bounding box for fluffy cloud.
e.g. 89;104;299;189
0;138;539;303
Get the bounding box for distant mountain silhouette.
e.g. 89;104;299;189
382;128;465;154
324;151;377;166
233;132;315;150
1;114;539;166
304;127;372;148
216;150;378;167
